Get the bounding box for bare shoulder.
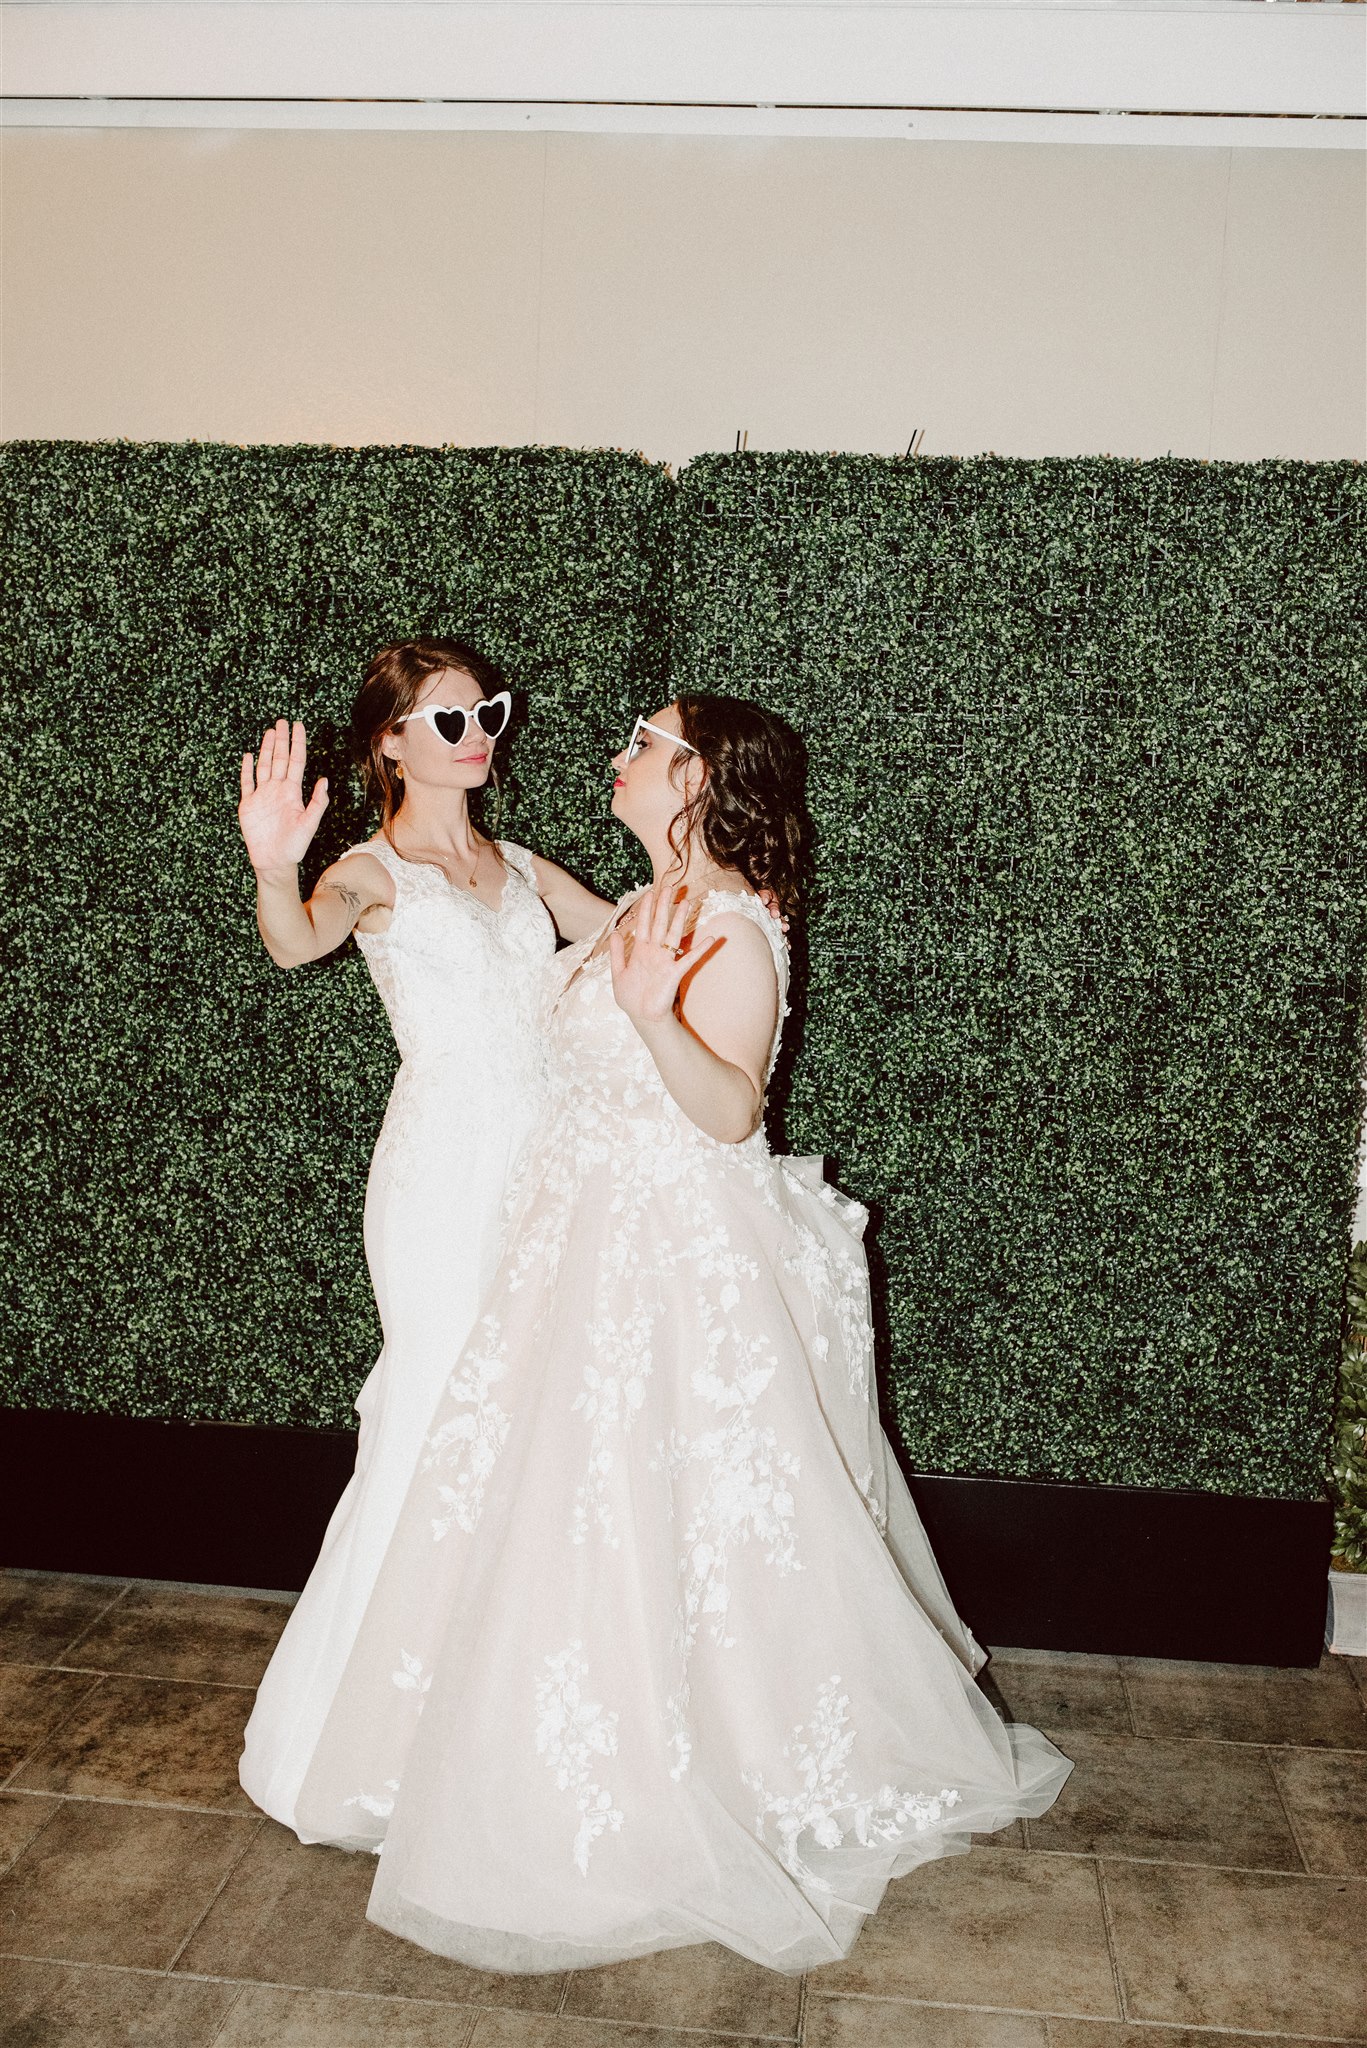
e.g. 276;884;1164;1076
523;847;559;885
680;898;779;990
692;890;781;945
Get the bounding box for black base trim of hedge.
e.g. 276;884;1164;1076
907;1470;1331;1668
1;1410;1333;1667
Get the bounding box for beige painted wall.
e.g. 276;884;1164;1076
2;126;1362;463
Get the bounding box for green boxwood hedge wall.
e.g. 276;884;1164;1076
2;441;1363;1504
0;443;670;1429
672;454;1366;1500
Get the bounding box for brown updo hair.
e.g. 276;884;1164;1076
350;636;509;841
666;693;813;920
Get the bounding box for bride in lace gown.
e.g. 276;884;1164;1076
292;692;1074;1973
236;638;617;1834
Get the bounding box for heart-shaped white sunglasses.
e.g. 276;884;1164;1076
395;690;512;747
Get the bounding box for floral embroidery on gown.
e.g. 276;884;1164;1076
239;837;556;1833
292;884;1074;1973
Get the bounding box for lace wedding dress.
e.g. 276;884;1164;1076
291;884;1073;1973
239;836;557;1832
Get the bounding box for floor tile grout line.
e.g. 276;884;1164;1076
1090;2026;1360;2046
2;1955;489;2014
990;1844;1366;1883
794;1966;809;2046
1116;1661;1139;1736
163;1814;270;1977
1092;1852;1129;2024
0;1788;68;1878
0;1581;137;1672
1;1785;264;1820
203;1976;250;2046
467;2019;798;2042
7;1660;264;1695
1264;1745;1316;1878
2;1569;295;1599
1031;1732;1367;1759
43;1581;135;1667
1091;2026;1364;2045
0;1668;108;1793
810;1991;1365;2044
39;1665;264;1691
5;1952;762;2039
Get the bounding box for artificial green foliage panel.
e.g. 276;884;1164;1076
670;453;1367;1500
0;442;671;1427
2;442;1364;1502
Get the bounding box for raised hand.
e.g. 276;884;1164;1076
238;719;329;877
608;881;724;1029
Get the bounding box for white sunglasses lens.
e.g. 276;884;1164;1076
476;696;510;739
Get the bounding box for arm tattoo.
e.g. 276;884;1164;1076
316;881;366;918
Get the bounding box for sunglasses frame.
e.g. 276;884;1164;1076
625;715;700;765
395;690;512;748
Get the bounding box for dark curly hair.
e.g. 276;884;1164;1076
665;693;813;920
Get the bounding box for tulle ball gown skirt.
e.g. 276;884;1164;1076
289;1092;1074;1975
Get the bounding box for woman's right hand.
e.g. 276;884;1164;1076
238;719;329;877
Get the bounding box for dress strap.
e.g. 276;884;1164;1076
340;836;400;873
496;840;537;890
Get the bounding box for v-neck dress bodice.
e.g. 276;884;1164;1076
351;836;555;1082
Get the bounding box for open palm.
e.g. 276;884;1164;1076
238;718;329;874
609;881;724;1027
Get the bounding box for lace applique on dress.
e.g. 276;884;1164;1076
534;1642;625;1875
742;1676;963;1890
780;1217;875;1400
422;1312;514;1539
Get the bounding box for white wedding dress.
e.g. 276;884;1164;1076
239;835;557;1832
292;885;1074;1973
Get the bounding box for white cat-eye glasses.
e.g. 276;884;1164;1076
624;716;700;765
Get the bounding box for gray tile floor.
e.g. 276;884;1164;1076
0;1568;1363;2046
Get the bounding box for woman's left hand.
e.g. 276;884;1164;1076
609;882;723;1028
757;886;789;935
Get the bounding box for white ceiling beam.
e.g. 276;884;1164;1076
2;96;1358;146
2;4;1362;118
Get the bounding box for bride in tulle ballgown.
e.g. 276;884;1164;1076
292;691;1074;1974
